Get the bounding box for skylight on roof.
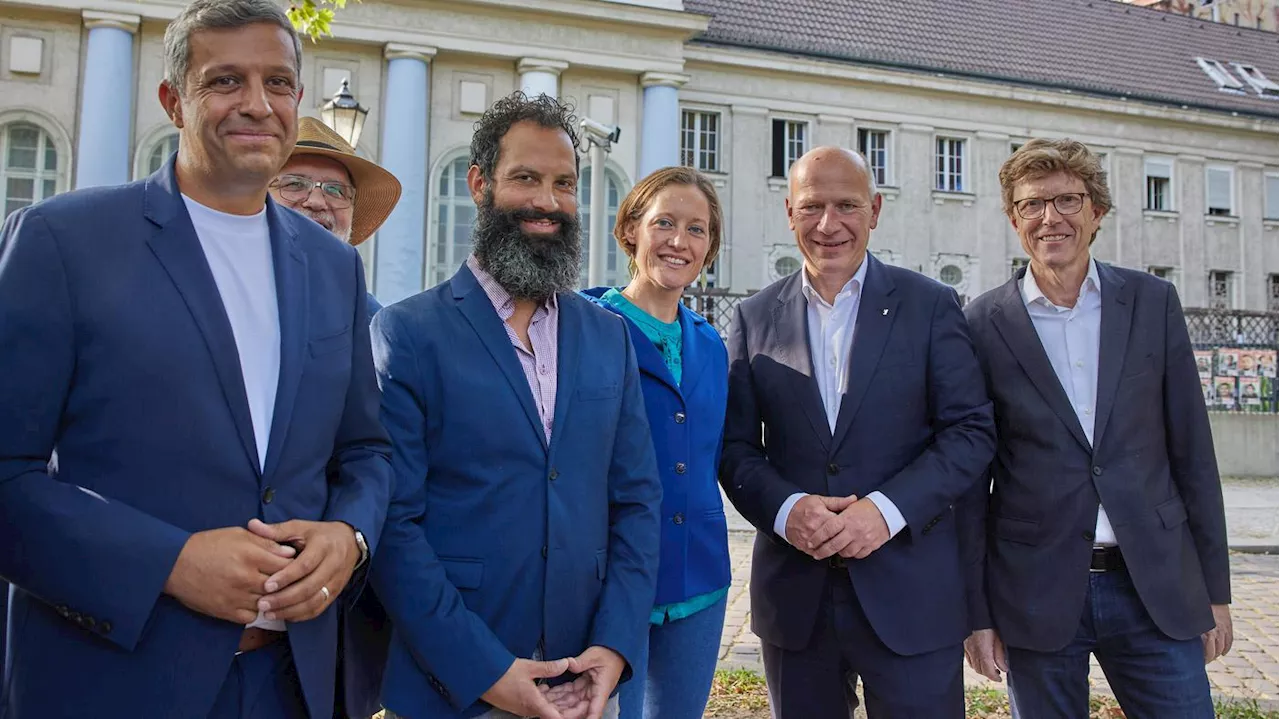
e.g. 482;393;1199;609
1196;57;1246;93
1231;63;1280;98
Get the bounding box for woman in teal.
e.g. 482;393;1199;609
582;166;730;719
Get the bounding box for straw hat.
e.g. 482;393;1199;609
286;117;402;246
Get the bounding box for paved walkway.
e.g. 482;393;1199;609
716;485;1280;707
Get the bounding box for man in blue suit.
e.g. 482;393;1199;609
371;92;662;719
720;147;996;717
0;1;390;717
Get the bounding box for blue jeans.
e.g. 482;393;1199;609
618;594;727;719
1007;567;1213;719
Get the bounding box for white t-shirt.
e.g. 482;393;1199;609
182;194;283;632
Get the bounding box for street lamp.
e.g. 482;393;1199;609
319;78;369;149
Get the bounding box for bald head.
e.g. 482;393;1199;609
784;144;883;302
789;146;877;200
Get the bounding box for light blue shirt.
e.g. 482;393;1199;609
1020;258;1116;546
772;258;907;543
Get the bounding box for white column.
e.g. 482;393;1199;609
75;11;139;189
638;72;688;179
518;58;567;100
375;43;436;304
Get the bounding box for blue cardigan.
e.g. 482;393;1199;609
583;288;732;606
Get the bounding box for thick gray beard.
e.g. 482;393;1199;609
471;197;582;304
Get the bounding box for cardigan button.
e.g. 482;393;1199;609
674;411;686;424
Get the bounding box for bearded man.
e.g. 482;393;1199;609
369;91;662;719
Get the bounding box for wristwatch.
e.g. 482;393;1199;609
352;529;370;571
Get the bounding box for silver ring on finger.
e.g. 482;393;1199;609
320;585;331;602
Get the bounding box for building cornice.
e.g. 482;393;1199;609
82;9;139;32
683;44;1278;134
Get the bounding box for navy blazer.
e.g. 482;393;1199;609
959;264;1229;652
582;289;731;606
0;161;392;718
720;255;996;656
370;265;662;718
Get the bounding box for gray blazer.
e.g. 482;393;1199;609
959;261;1229;652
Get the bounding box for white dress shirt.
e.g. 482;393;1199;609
183;194;284;629
1021;258;1116;546
772;259;907;543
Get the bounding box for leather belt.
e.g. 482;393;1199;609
1090;546;1125;573
238;626;286;653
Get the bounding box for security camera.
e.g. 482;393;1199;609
580;118;622;145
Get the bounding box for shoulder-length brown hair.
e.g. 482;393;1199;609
614;166;724;277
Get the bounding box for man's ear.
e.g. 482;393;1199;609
467;164;487;205
158;81;184;129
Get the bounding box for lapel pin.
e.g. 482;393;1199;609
881;308;889;316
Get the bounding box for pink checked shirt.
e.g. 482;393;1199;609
466;255;559;442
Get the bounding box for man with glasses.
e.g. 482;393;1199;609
269;117;401;323
959;138;1231;718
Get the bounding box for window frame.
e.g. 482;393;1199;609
1264;171;1279;221
1207;270;1236;310
1;119;64;219
1194;57;1246;93
679;107;723;174
1268;273;1279;312
1204;164;1236;217
855;125;895;187
934;135;968;193
577;162;630;287
1144;156;1176;212
770;117;810;179
426;149;479;289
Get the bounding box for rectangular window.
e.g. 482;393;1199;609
1232;63;1280;97
1145;158;1173;211
1148;266;1175;283
1010;257;1028;278
771;119;808;178
1208;270;1235;310
857;128;889;186
680;110;720;173
1195;57;1245;92
1205;166;1234;216
1265;173;1279;220
1269;274;1279;312
935;137;966;192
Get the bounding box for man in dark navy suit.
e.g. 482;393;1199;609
0;1;390;716
720;146;995;718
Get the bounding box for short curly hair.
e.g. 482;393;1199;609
1000;138;1113;219
470;91;581;182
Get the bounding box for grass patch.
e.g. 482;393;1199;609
705;669;1279;718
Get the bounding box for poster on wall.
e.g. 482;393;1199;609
1195;350;1214;379
1216;349;1239;377
1259;350;1277;379
1212;376;1237;411
1239;377;1263;410
1201;377;1215;407
1239;350;1259;378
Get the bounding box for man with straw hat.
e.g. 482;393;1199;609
269;116;402;322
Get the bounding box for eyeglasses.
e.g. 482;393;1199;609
270;175;356;208
1012;192;1088;220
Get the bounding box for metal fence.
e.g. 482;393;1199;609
1185;309;1278;414
682;290;1279;414
681;287;754;340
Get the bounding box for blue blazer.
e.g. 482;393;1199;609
720;255;996;656
370;265;662;718
582;289;731;606
0;161;392;718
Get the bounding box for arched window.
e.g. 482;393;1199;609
429;154;476;288
579;165;626;287
2;122;62;219
145;133;180;176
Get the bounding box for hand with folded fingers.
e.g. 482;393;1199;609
247;518;359;622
